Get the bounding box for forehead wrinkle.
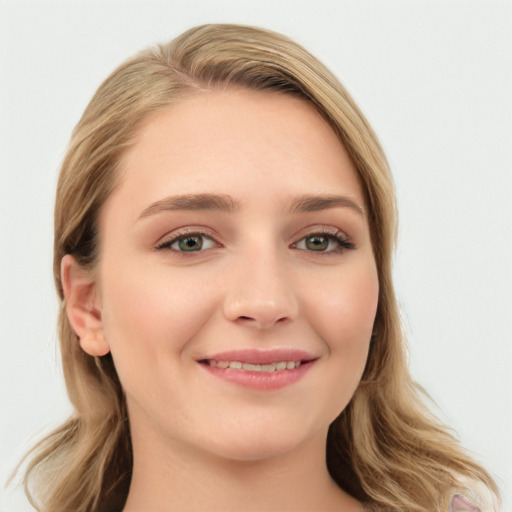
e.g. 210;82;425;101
138;193;240;219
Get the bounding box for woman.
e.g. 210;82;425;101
18;24;499;511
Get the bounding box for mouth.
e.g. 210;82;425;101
197;349;317;390
199;359;306;372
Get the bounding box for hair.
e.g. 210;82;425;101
16;24;499;512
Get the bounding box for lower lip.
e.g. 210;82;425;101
199;361;315;391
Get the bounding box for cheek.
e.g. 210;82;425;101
307;259;379;357
306;260;379;420
98;259;221;364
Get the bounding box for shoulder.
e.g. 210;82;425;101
445;476;500;512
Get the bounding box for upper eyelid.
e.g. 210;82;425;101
292;231;353;251
155;227;219;248
291;225;350;242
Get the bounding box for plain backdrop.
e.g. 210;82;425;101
1;1;511;510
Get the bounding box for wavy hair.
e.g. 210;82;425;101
16;24;499;512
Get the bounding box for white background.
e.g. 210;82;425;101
1;1;511;510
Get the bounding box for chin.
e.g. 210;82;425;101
202;421;325;463
213;441;303;463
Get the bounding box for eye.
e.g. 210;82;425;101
293;232;354;253
156;232;218;252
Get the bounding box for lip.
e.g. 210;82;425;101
197;348;318;391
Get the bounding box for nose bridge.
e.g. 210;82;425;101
223;238;299;329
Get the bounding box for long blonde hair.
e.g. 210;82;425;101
18;24;499;511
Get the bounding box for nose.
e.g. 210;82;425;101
223;246;299;330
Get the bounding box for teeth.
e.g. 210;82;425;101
207;360;302;372
242;363;260;371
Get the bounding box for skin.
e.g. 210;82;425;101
63;89;379;511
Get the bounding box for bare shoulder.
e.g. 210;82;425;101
445;476;500;512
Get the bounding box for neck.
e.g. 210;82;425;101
123;425;362;512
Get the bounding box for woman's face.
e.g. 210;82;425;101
93;89;378;462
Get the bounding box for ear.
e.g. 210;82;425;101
61;254;110;357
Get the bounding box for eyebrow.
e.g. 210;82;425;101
288;194;365;217
138;193;241;219
138;192;365;219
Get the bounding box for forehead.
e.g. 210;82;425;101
111;89;364;216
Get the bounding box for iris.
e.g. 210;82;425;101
305;235;329;251
178;235;203;251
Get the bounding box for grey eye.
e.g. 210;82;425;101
305;235;329;251
295;234;339;252
170;234;216;252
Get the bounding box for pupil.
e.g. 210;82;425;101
179;236;202;251
306;236;328;251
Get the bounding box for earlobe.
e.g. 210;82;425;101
61;254;110;357
79;329;110;357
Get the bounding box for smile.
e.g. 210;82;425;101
198;349;316;391
205;360;302;372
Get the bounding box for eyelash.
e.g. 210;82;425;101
155;228;355;255
291;229;355;254
155;230;219;253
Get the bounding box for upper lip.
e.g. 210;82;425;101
198;348;318;365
